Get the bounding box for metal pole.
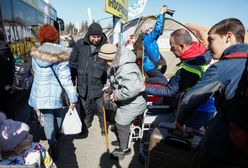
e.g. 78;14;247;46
112;16;122;44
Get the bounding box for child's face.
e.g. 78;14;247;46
208;33;229;60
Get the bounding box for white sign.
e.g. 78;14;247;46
128;0;147;17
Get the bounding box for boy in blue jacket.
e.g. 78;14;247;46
177;18;248;167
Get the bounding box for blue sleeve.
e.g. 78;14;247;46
144;14;164;42
58;61;78;103
145;70;181;97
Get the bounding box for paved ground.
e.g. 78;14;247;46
38;116;145;168
10;91;145;168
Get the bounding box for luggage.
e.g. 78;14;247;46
147;122;202;168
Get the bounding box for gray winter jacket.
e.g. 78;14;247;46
109;45;146;125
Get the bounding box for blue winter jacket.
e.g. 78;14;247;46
142;14;164;72
178;44;248;166
29;43;78;109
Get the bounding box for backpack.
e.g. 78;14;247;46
222;52;248;153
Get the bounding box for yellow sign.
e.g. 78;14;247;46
10;40;35;57
105;0;128;22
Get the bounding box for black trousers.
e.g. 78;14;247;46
79;96;104;130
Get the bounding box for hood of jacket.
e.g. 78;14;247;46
221;43;248;59
180;42;206;61
31;43;71;67
181;50;213;66
112;44;136;68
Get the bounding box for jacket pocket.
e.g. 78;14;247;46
93;63;105;78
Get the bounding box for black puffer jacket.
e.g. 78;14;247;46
70;33;108;99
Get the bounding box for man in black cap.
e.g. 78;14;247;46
70;23;108;137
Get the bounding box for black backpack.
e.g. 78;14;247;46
222;52;248;153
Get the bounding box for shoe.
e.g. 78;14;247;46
75;131;88;139
48;144;58;161
110;148;131;160
111;140;119;146
110;125;116;132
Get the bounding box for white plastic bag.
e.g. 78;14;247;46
61;108;82;135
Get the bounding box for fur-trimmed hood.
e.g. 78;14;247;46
31;43;71;67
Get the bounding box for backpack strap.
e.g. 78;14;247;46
145;52;160;67
222;52;248;59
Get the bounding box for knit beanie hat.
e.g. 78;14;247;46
0;112;30;152
88;23;103;36
98;44;118;61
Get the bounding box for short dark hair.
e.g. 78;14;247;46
208;18;245;43
170;28;193;45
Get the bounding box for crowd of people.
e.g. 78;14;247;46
0;5;247;168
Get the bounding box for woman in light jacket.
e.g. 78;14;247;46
99;43;146;160
28;24;77;160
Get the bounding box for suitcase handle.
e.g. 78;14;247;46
165;136;192;150
167;128;194;139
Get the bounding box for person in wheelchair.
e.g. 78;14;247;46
99;43;146;160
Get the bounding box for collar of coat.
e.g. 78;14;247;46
31;43;71;64
180;42;206;61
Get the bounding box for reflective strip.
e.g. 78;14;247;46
176;64;204;78
175;63;205;91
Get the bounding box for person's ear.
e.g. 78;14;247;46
225;32;233;43
179;43;186;52
179;43;184;48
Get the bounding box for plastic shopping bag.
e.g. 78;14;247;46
61;108;82;135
